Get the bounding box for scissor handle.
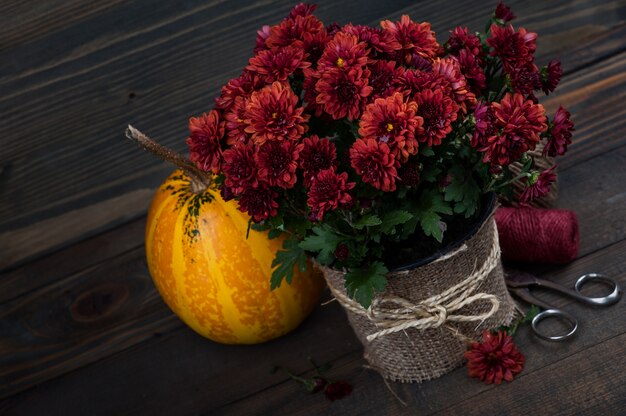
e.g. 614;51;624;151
574;273;622;306
531;309;578;341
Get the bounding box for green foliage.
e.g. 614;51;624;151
299;226;343;265
271;237;308;289
354;214;382;230
344;262;389;308
414;189;453;242
444;166;481;218
379;210;413;234
498;305;541;336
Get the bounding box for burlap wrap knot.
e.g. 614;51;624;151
326;229;501;342
318;209;518;383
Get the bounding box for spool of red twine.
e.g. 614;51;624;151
495;207;580;264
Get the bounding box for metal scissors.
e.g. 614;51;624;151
505;270;622;341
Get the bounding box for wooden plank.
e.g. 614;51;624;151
0;296;360;414
1;142;624;413
0;188;152;271
203;239;626;415
0;0;127;50
543;52;626;170
432;334;626;416
1;0;623;254
556;144;626;256
0;247;181;401
0;216;145;304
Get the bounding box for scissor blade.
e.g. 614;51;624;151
508;287;553;311
505;269;541;288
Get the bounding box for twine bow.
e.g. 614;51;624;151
325;222;502;343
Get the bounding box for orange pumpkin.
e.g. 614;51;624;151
145;170;325;344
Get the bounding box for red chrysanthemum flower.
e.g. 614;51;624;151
349;138;399;191
318;31;369;71
456;48;487;94
302;30;330;66
509;65;542;96
394;69;449;99
215;71;265;111
224;96;251;145
326;22;341;37
288;2;317;19
253;25;271;54
544;106;574;157
237;185;279;222
186;110;225;174
464;330;525;385
494;1;516;22
299;135;337;186
333;244;349;262
246;46;311;82
414;89;458;146
398;160;421;187
408;54;434;71
244;81;309;144
380;15;441;65
471;101;497;147
474;93;547;166
324;381;353;402
432;57;476;110
359;92;423;161
222;141;258;195
302;68;325;117
487;24;537;73
542;60;562;95
256;140;303;189
315;67;373;120
368;59;403;99
307;168;355;220
447;26;483;57
343;24;400;55
519;165;557;204
267;14;326;49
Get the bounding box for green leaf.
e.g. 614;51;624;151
523;305;541;323
251;222;271;232
271;237;307;289
299;226;342;265
354;214;382;230
419;211;446;242
267;228;283;240
421;166;441;183
414;189;452;242
379;210;413;234
344;262;388;308
444;166;481;218
420;146;435;157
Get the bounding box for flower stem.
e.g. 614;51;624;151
125;125;211;193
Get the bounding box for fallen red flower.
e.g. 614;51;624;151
464;330;525;384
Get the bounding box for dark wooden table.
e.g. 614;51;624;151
1;1;625;414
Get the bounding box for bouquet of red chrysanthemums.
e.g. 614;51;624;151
185;2;574;307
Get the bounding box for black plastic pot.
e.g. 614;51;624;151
387;192;496;272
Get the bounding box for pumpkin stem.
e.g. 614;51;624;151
125;125;211;193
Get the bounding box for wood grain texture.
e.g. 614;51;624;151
0;217;145;304
0;188;152;271
1;0;624;269
0;247;180;400
204;238;626;415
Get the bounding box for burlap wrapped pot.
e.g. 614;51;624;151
318;203;518;383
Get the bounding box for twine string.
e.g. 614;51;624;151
324;222;502;343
